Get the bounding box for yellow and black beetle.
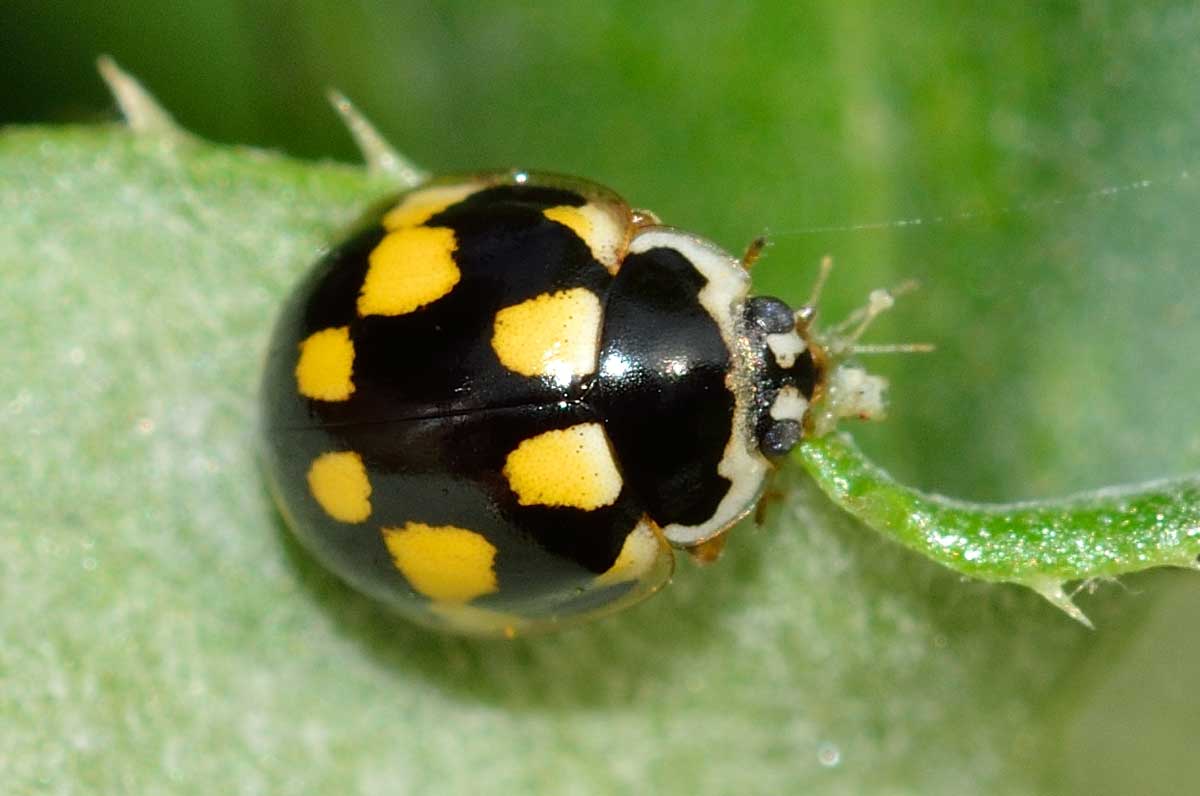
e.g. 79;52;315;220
260;166;901;637
84;58;905;638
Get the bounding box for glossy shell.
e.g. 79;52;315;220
260;171;773;635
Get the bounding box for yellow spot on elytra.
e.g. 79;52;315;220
295;326;355;401
307;451;371;523
503;423;622;509
382;183;480;229
491;288;602;384
597;520;665;586
358;226;460;316
543;205;593;240
382;522;498;603
543;204;626;273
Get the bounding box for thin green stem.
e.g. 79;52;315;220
798;433;1200;623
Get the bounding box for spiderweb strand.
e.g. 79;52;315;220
769;169;1194;237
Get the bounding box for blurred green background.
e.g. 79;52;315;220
4;2;1200;794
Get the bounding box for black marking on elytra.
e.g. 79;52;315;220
264;177;766;628
272;188;614;432
426;184;587;222
263;402;641;611
592;246;734;528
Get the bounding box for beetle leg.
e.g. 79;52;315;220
686;532;731;565
753;474;786;527
741;235;769;270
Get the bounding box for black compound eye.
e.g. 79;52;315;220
747;296;795;334
760;420;802;458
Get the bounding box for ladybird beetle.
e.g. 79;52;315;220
260;170;891;636
83;59;898;637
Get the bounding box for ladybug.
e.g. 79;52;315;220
260;170;890;636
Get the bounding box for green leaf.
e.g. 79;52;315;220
800;432;1200;622
0;123;1164;796
10;4;1200;792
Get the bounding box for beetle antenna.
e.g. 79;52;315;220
792;258;931;433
